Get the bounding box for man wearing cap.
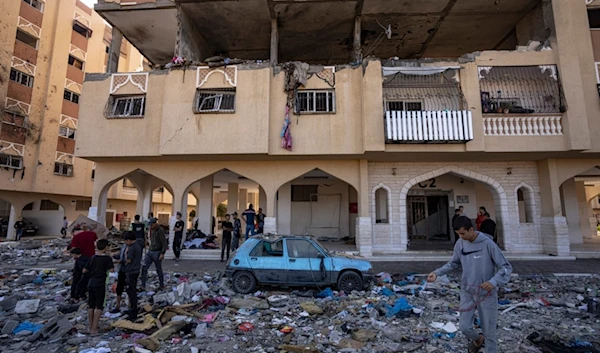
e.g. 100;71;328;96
140;219;167;291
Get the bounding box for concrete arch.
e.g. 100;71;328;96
273;167;360;194
399;165;511;251
557;162;600;187
371;182;392;225
514;182;537;224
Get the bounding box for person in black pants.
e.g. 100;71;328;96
69;248;89;302
83;239;114;334
220;214;233;262
173;212;184;261
122;231;142;321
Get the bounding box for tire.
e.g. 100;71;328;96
337;271;363;293
232;271;257;294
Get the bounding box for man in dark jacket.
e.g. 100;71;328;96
479;213;497;244
122;231;142;320
140;220;167;291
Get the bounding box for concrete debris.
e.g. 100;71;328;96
0;241;599;353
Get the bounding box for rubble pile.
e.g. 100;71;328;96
0;259;599;352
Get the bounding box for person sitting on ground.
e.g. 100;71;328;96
479;213;497;244
83;239;114;335
70;247;89;303
427;216;512;353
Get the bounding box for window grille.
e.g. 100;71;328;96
0;154;23;169
54;162;73;177
9;69;34;87
64;90;80;104
59;126;76;139
106;95;146;118
3;111;27;128
194;88;235;113
295;90;335;113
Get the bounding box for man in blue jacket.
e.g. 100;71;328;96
427;216;512;353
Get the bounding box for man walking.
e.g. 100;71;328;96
61;217;69;238
427;216;512;353
173;212;184;262
14;217;25;241
141;220;167;291
256;208;266;234
231;212;241;252
242;204;256;240
220;214;233;262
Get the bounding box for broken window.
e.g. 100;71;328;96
295;90;335;113
0;154;23;169
16;29;38;49
73;21;92;38
385;100;423;111
68;55;84;70
64;90;80;104
286;239;321;258
291;185;318;202
22;0;43;12
109;95;145;118
250;240;284;257
76;200;91;211
3;110;27;128
9;68;34;88
194;88;236;113
517;188;534;224
58;126;76;139
375;188;389;224
54;162;73;177
40;200;59;210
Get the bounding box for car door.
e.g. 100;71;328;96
247;239;287;284
285;239;329;285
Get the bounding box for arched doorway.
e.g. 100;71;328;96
561;167;600;249
21;199;65;236
275;169;359;252
400;166;509;251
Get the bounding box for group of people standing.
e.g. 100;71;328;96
453;206;497;244
220;204;265;262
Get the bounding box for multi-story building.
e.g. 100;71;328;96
75;0;600;259
0;0;188;239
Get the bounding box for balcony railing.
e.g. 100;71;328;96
483;115;563;136
385;110;473;143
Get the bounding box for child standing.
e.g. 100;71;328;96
83;239;114;334
427;216;512;353
70;248;89;302
122;231;142;321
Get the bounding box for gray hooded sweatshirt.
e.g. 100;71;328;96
434;232;512;290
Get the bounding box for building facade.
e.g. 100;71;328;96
0;0;169;238
73;0;600;258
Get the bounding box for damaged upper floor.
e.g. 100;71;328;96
95;0;557;66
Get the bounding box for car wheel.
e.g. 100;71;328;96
232;271;257;294
337;271;363;293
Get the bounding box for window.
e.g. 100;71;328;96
0;154;23;169
23;203;33;211
291;185;318;202
54;162;73;177
286;239;321;258
194;88;236;113
22;0;43;12
16;29;38;49
91;169;95;180
64;90;79;104
295;90;335;113
375;188;389;223
385;100;422;111
249;240;284;257
40;200;59;211
589;9;600;29
110;96;145;118
3;111;27;128
9;69;34;88
517;188;534;223
76;200;91;211
73;21;92;38
59;126;76;139
68;55;84;70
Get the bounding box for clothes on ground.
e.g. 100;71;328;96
183;238;206;249
148;227;168;254
70;231;98;258
85;254;114;288
124;242;142;274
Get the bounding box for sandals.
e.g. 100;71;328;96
468;335;485;353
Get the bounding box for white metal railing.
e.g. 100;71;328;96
385;110;473;143
483;116;563;136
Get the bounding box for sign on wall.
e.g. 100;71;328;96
456;195;470;204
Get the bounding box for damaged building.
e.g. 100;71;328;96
75;0;600;259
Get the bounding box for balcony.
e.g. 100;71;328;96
382;65;473;144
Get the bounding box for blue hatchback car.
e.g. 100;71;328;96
225;235;374;294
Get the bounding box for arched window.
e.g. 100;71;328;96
517;188;533;223
375;188;389;223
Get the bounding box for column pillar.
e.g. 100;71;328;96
197;175;214;234
259;187;267;212
239;189;248;210
277;183;291;234
166;187;187;259
270;18;278;66
576;180;594;240
356;159;373;257
537;159;570;256
141;184;153;221
6;205;18;241
263;187;277;234
353;16;362;63
106;27;123;73
227;183;239;214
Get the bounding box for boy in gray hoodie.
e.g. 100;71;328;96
427;216;512;353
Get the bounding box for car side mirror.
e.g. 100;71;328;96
317;253;325;259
